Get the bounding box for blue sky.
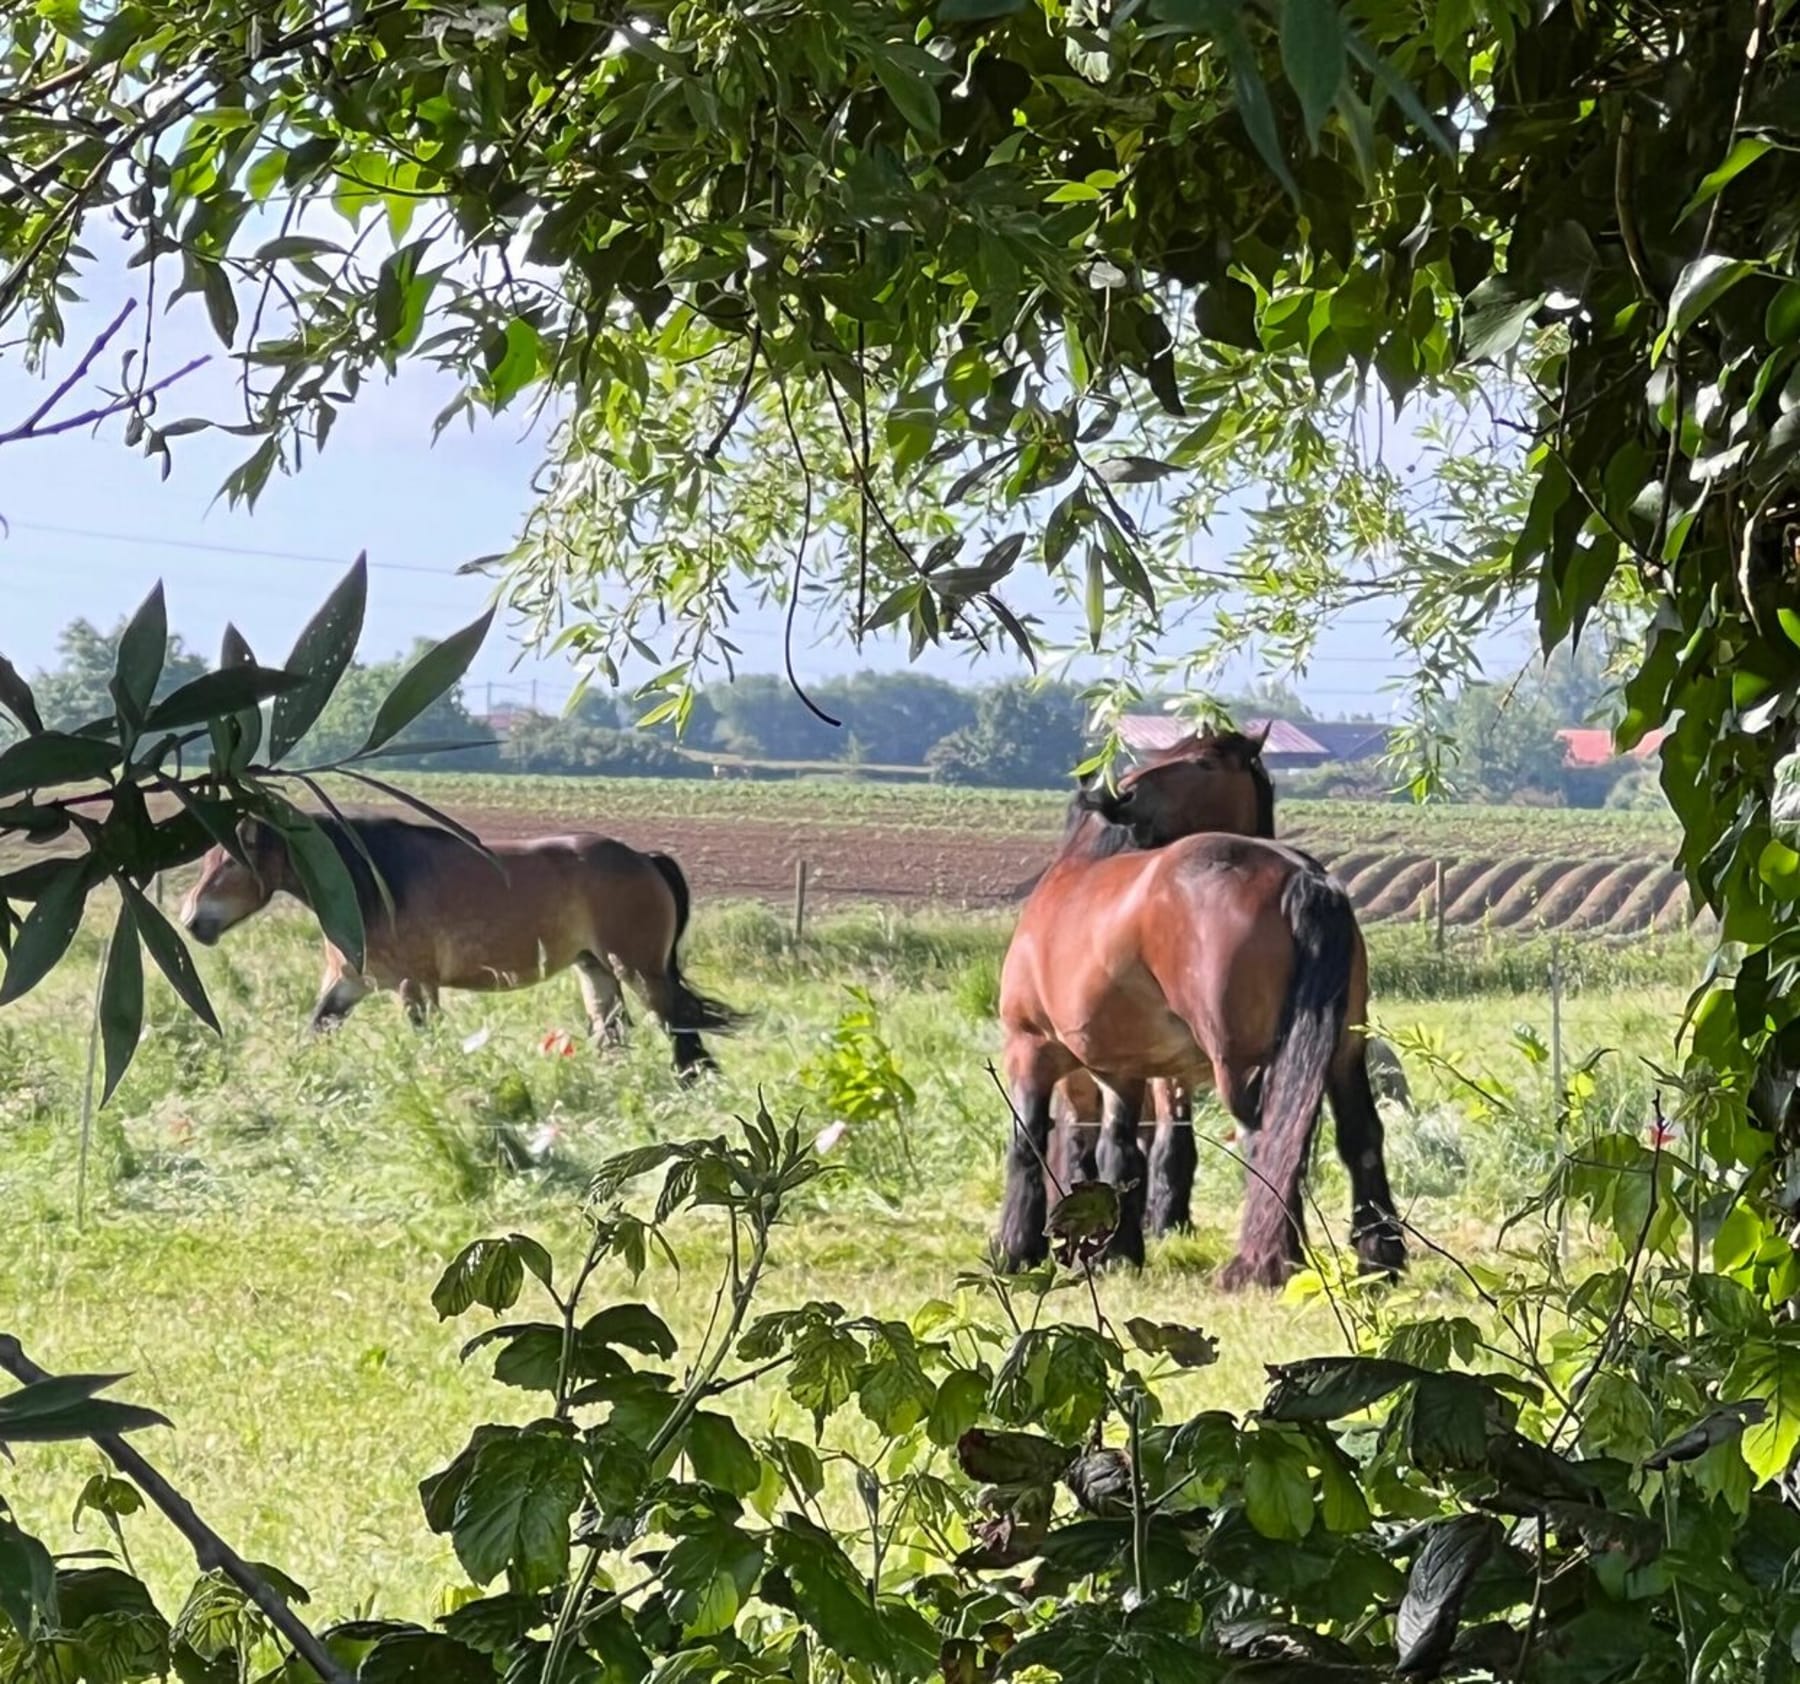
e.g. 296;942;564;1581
0;248;1530;723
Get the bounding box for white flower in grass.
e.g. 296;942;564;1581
813;1120;850;1156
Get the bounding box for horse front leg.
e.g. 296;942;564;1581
1147;1082;1197;1237
1095;1076;1148;1267
998;1037;1068;1272
398;979;439;1028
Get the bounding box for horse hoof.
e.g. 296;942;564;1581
1354;1226;1408;1280
1219;1253;1292;1292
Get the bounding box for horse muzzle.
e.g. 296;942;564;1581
182;913;223;946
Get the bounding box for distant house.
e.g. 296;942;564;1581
1116;714;1395;770
482;704;535;738
1557;726;1668;768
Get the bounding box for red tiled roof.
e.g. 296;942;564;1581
1557;726;1668;768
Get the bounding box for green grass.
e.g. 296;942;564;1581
0;893;1695;1620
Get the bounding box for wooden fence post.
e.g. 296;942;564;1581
793;859;809;944
1434;860;1446;953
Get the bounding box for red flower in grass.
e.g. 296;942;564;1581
539;1029;577;1058
1647;1114;1681;1151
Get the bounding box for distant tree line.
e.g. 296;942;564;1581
12;619;1664;807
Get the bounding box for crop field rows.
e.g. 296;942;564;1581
358;773;1692;935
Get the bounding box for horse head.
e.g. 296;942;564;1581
179;818;287;945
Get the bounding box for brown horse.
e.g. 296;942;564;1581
1046;729;1276;1234
178;815;739;1077
1001;742;1403;1286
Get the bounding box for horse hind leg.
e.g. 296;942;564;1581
576;954;629;1049
1330;1043;1407;1278
398;978;439;1029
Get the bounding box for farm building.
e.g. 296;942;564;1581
1556;726;1670;768
1116;714;1391;770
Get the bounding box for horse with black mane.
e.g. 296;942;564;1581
179;814;739;1078
1001;728;1404;1287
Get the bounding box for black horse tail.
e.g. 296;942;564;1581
1233;865;1357;1286
645;851;745;1037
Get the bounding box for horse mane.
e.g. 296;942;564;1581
1058;797;1137;862
311;813;458;917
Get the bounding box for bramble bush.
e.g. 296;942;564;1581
6;1070;1800;1684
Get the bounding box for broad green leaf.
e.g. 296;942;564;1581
1723;1338;1800;1481
1462;284;1542;363
358;608;495;756
209;624;264;773
1262;1355;1422;1421
1396;1515;1501;1676
99;903;144;1105
485;318;540;406
769;1515;935;1674
253;235;344;261
0;731;121;799
938;0;1027;16
1125;1319;1219;1369
199;262;239;346
1084;544;1105;650
957;1428;1074;1485
580;1302;675;1357
927;1369;988;1448
1243;1429;1313;1541
1280;0;1345;144
0;859;94;1006
1316;1439;1371;1533
449;1431;584;1590
685;1412;763;1497
361;1630;493;1684
72;1474;145;1528
110;581;167;729
1769;285;1800;348
269;556;368;761
433;1235;552;1320
662;1520;765;1638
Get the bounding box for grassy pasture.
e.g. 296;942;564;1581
0;860;1698;1620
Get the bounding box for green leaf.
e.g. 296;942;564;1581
1645;1402;1766;1470
253;235;345;261
1316;1439;1371;1533
1084;544;1105;650
144;666;301;733
0;731;121;799
432;1235;552;1319
580;1302;675;1358
0;1371;171;1441
1723;1338;1800;1481
685;1413;763;1497
1680;136;1775;223
1396;1516;1501;1676
1280;0;1345;144
662;1520;765;1638
938;0;1027;16
0;1512;58;1641
928;1369;989;1448
122;880;219;1033
1462;282;1543;363
1344;33;1455;155
199;262;239;347
485;318;540;407
1262;1355;1422;1421
769;1515;934;1675
1244;1429;1314;1541
0;858;93;1006
874;49;940;138
359;608;495;756
361;1630;494;1684
269;555;368;761
269;809;365;972
1217;6;1300;201
209;625;264;774
0;655;44;735
72;1474;145;1529
1125;1319;1219;1369
111;581;167;729
1769;285;1800;348
449;1430;584;1591
99;903;144;1105
957;1428;1075;1485
1663;254;1756;347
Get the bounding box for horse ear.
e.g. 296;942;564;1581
1246;722;1271;753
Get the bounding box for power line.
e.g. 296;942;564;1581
2;518;475;578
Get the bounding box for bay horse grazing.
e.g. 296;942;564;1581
1048;728;1277;1236
178;815;740;1078
1001;755;1404;1286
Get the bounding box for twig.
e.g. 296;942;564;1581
701;324;762;460
773;375;842;729
0;1336;353;1684
16;300;136;434
0;351;210;447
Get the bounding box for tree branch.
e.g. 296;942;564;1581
0;1335;354;1684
